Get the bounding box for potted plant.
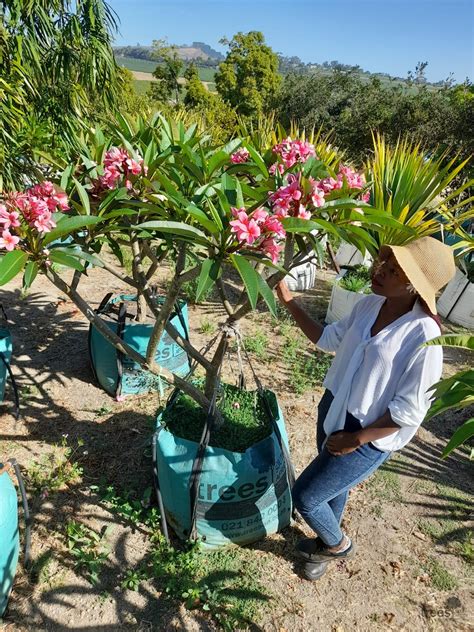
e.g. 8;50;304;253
437;258;474;329
0;114;407;546
326;264;372;324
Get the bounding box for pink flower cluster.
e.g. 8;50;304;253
272;137;316;169
269;174;318;220
317;164;367;196
230;207;285;263
0;181;70;250
97;146;144;191
230;148;250;164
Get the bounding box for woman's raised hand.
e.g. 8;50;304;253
276;280;292;305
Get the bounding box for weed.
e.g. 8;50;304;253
27;436;83;495
19;384;39;403
121;568;148;591
423;557;458;591
243;329;269;362
199;320;216;335
94;484;160;530
66;521;111;585
94;405;112;418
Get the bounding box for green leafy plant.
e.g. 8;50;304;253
243;329;269;361
425;334;474;459
94;485;160;530
337;264;372;293
65;521;111;585
27;436;84;495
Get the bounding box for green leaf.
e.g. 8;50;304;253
231;254;259;310
0;250;28;286
185;204;219;235
256;273;277;317
72;177;90;215
49;249;85;271
243;143;269;178
54;246;105;268
43;216;101;245
207;150;229;177
425;334;474;351
442;418;474;459
135;221;209;245
23;261;39;289
196;259;221;302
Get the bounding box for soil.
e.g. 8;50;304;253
0;263;472;632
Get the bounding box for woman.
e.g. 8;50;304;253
276;236;455;580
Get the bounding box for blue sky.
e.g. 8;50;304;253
108;0;474;82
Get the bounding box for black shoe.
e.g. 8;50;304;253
295;537;324;560
303;561;329;581
296;536;355;562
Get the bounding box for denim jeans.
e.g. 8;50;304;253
292;390;390;547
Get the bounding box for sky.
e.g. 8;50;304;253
107;0;474;83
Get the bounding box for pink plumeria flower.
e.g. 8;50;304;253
0;206;21;229
262;215;286;238
252;208;269;224
230;217;261;245
230;148;250;164
260;237;283;264
269;163;285;176
297;205;312;220
0;230;20;251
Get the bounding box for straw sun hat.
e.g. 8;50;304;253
380;236;456;314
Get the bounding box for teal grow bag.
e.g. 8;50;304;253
88;294;190;397
152;389;293;549
0;328;19;417
0;461;30;618
0;329;12;403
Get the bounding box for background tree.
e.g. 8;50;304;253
215;31;281;120
150;39;183;104
0;0;121;190
183;63;210;108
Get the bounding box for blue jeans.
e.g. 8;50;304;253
292;390;390;547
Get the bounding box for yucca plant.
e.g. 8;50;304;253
425;334;474;459
365;133;474;251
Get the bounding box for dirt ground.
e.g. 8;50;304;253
0;262;472;632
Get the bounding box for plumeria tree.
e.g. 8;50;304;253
0;114;423;410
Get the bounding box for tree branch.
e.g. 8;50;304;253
44;268;211;410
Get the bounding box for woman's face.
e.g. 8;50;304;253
371;250;414;299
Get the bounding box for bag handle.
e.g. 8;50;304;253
0;351;20;420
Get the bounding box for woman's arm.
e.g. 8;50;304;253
326;411;399;456
276;281;324;344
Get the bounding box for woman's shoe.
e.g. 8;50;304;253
303;561;329;581
296;536;355;562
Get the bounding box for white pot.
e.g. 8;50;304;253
285;260;318;291
335;243;372;268
437;269;474;328
326;283;368;324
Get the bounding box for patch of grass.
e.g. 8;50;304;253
423;557;458;591
243;329;269;362
199;320;217;335
366;465;402;503
281;331;332;394
26;436;83;495
65;521;111;586
162;383;274;451
132;79;152;95
148;535;270;630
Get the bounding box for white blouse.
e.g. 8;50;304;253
317;295;442;452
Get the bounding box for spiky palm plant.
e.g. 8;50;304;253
365;133;474;251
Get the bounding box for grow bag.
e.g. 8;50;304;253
437;268;474;329
285;261;318;291
0;329;19;417
326;283;368;324
88;294;190;397
335;243;372;268
153;388;294;549
0;460;30;618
